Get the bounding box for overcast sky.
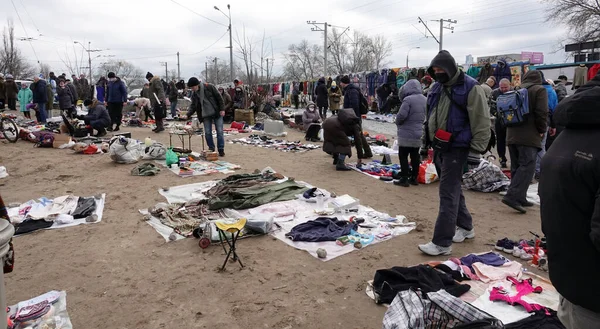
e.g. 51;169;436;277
1;0;567;81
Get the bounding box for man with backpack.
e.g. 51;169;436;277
501;70;548;214
339;75;367;119
418;50;491;256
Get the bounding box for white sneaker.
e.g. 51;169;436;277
418;241;452;256
452;227;475;243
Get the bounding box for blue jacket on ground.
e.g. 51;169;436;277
107;78;127;103
343;83;361;117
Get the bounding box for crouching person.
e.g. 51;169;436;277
322;108;373;171
303;102;321;142
78;99;110;137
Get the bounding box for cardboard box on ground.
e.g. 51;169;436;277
234;109;255;125
53;134;72;148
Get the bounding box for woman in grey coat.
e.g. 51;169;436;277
395;79;427;187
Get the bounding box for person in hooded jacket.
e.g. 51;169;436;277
4;75;18;111
328;82;342;115
77;99;110;137
56;79;75;116
418;50;491;256
322;108;372;170
302;101;321;141
96;77;107;103
502;70;548;214
17;82;33;118
395;79;426;187
493;59;512;88
218;86;234;122
106;72;128;131
315;77;329;119
31;75;48;123
339;75;362;119
539;71;600;329
476;62;495;84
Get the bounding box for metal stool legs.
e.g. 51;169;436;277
217;229;243;271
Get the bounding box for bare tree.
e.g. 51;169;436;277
0;20;35;79
168;68;178;81
544;0;600;42
283;40;323;81
96;59;144;88
58;47;80;77
201;60;230;85
328;28;349;75
346;31;371;73
39;62;51;78
370;35;393;70
234;26;256;86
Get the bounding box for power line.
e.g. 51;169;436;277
17;0;41;36
166;0;227;27
9;0;39;63
188;30;229;55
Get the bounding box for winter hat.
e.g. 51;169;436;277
107;72;116;78
146;72;154;80
427;50;458;79
83;99;93;106
558;75;568;81
0;73;4;78
187;77;200;87
331;81;337;87
6;74;13;79
340;75;350;84
306;101;316;110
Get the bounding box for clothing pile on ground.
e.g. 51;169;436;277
6;194;105;236
372;251;564;328
230;135;320;152
141;168;416;260
7;290;73;329
462;159;511;192
364;112;395;123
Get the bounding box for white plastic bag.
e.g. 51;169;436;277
417;160;439;184
108;136;143;164
142;142;167;160
318;128;324;141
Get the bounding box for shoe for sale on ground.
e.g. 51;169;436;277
218;149;225;157
495;238;511;251
452;227;475;243
520;251;534;260
513;246;525;258
502;240;515;253
502;198;527;214
409;177;419;186
520;200;534;207
418;241;452;256
393;177;410;187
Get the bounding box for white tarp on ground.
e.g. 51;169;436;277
499;183;540;205
142;179;416;260
7;194;106;232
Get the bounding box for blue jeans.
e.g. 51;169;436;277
170;99;178;117
535;129;548;176
203;116;224;151
36;103;47;123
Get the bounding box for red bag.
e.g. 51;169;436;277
417;160;439;184
83;144;98;155
230;121;245;130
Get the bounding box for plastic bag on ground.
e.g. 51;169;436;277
108;136;143;164
417;160;439;184
143;142;167;160
165;148;178;166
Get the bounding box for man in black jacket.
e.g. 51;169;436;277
186;77;225;156
540;72;600;329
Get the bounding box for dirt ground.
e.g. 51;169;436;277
0;115;547;329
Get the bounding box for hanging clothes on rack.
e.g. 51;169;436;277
587;63;600;80
572;64;588;90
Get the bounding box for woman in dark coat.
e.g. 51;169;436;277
322;108;373;171
57;79;75;117
315;77;329;120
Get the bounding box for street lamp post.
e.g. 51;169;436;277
215;4;233;83
406;47;420;69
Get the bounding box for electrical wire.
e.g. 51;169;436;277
167;0;227;27
9;0;39;63
187;30;229;55
18;0;41;36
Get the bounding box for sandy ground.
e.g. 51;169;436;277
0;113;547;329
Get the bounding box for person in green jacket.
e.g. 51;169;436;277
17;83;33;119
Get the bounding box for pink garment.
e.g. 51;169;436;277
472;261;522;283
447;258;479;280
490;277;546;313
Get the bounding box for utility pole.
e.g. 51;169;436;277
177;52;180;80
266;58;269;82
160;62;168;81
438;18;457;51
215;4;234;82
307;21;330;77
214;58;218;83
205;62;208;82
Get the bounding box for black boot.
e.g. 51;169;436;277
336;156;351;171
107;125;113;132
218;149;225;157
332;153;339;165
96;127;107;137
394;177;410;187
409;177;419;186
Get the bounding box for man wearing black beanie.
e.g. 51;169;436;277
147;72;167;132
185;77;226;156
418;50;491;256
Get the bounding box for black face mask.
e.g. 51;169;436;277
435;73;450;84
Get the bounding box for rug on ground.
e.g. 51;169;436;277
7;194;105;236
140;168;415;260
